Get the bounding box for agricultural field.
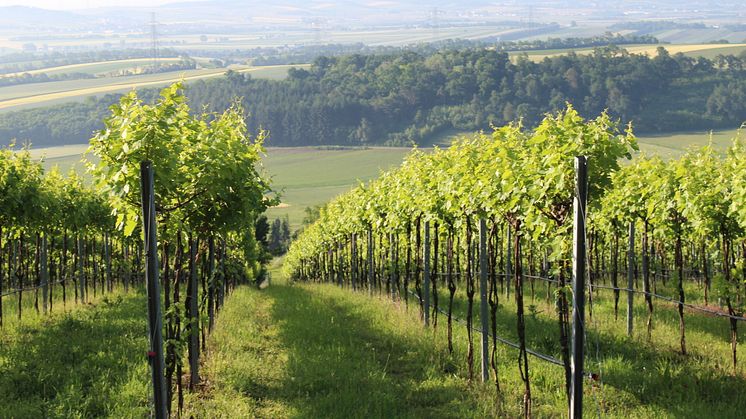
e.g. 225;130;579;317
0;64;304;112
263;147;413;229
28;143;91;174
0;57;185;77
512;43;746;62
636;128;741;159
654;28;746;45
0;26;540;53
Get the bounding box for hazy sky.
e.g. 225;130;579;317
0;0;198;9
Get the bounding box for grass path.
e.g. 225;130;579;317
188;264;746;418
185;276;494;418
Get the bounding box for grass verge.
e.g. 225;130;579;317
0;288;152;418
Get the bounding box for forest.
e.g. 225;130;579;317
2;45;746;147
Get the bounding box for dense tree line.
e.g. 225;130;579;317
2;46;746;147
494;33;660;52
0;91;158;147
187;46;746;146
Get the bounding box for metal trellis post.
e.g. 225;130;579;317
570;156;587;419
140;161;168;419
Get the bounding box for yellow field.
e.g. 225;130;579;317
625;43;746;55
27;144;90;160
516;43;746;62
0;64;306;111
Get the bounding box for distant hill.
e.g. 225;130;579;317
0;6;87;28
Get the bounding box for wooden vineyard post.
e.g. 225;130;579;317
105;233;112;293
0;227;3;327
140;161;168;419
423;221;430;326
627;222;635;337
479;218;489;383
368;228;374;296
123;243;130;292
337;242;344;287
78;236;85;303
570;156;588;419
187;236;200;389
207;236;215;332
351;233;358;291
505;225;511;299
219;238;226;308
41;235;49;314
390;233;397;300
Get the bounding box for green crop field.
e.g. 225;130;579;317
637;128;741;159
262;147;414;229
682;45;746;59
1;58;185;77
29;144;91;174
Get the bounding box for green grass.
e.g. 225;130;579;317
263;147;413;229
637;128;742;159
0;285;152;417
2;257;744;417
183;270;496;418
183;261;746;417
